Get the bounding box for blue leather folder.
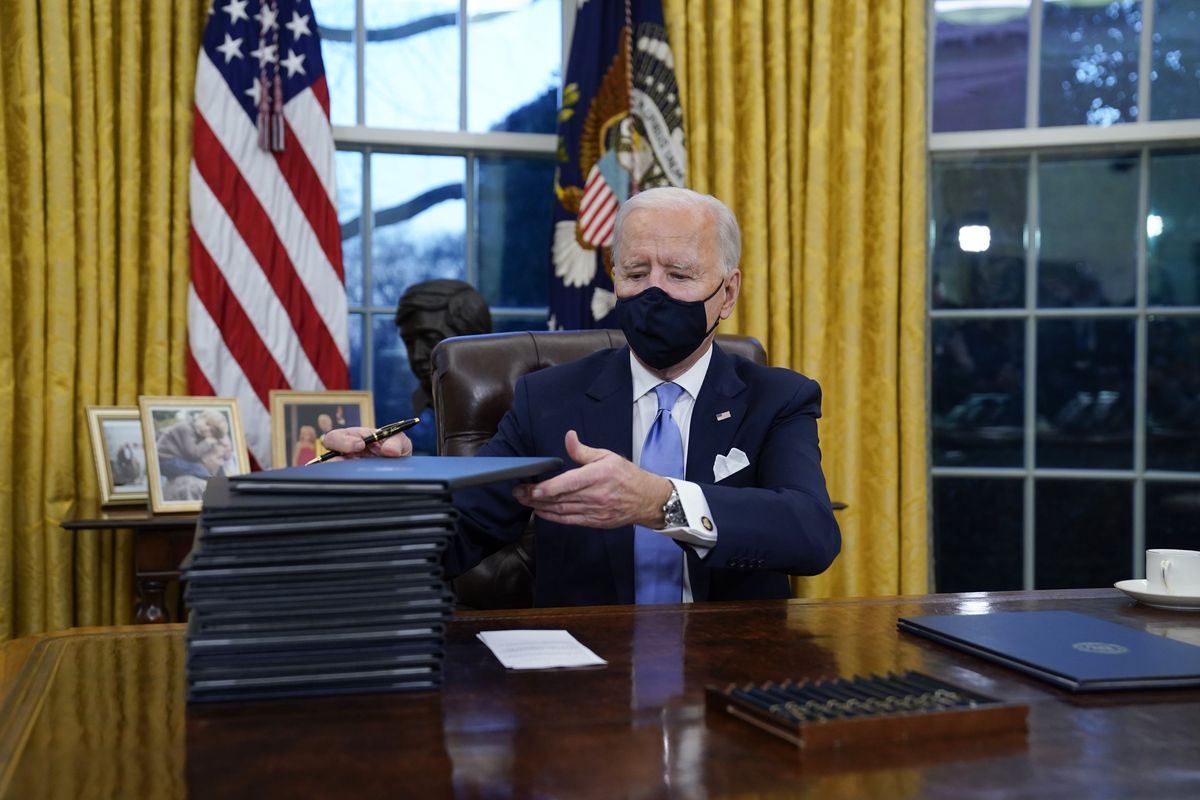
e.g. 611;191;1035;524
898;610;1200;691
228;455;562;494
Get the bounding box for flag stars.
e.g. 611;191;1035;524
245;78;263;106
250;42;279;68
280;48;307;78
255;3;279;34
222;0;249;24
215;33;244;63
285;11;312;39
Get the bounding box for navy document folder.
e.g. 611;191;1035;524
229;455;563;493
898;610;1200;692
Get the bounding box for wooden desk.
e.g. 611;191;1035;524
2;590;1199;799
60;505;196;623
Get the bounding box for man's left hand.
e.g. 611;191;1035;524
512;430;672;529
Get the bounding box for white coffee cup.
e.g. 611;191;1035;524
1145;549;1200;596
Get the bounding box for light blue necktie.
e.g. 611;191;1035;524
634;382;685;604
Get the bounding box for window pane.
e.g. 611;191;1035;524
1150;0;1200;121
1038;154;1137;307
364;1;460;130
1040;0;1142;127
1146;482;1200;551
370;153;466;309
1035;479;1132;588
1147;316;1200;471
467;0;560;133
932;320;1025;467
931;158;1028;309
933;478;1024;593
475;155;555;308
1148;149;1200;305
1036;318;1134;469
313;0;358;127
336;150;364;305
932;1;1029;132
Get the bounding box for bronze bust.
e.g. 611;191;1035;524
395;279;492;415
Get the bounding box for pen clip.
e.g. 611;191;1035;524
363;417;421;444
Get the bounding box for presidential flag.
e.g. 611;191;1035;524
188;0;348;469
549;0;687;331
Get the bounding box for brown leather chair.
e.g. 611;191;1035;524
430;329;768;609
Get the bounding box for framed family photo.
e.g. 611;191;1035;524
138;396;250;513
269;390;375;468
85;406;149;507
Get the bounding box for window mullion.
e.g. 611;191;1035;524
1027;0;1043;129
466;155;477;287
361;145;374;390
1132;145;1151;575
355;0;365;126
1023;151;1039;591
1139;0;1155;123
460;0;469;131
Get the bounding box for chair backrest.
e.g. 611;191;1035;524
429;329;767;610
431;329;768;456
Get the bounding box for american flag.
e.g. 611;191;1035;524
188;0;348;469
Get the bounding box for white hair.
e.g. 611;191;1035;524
611;186;741;276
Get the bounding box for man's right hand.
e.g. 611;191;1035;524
319;427;413;459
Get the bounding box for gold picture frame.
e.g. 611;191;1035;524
268;390;375;468
85;406;150;507
139;396;250;513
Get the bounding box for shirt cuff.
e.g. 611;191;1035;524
654;478;717;555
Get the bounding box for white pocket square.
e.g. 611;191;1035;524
713;448;750;482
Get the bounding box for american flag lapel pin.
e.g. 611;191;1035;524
716;411;732;421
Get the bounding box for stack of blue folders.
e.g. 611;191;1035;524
182;455;560;703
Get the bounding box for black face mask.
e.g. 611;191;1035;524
615;280;724;370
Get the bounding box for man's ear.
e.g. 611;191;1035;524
720;270;741;319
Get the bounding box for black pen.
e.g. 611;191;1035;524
306;417;421;464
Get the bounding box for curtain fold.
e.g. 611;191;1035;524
664;0;929;597
0;0;202;640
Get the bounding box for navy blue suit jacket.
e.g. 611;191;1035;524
447;343;841;606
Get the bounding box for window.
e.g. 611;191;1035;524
929;0;1200;591
314;0;564;427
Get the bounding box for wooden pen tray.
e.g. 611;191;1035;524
706;671;1028;750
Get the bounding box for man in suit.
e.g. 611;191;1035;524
324;187;840;606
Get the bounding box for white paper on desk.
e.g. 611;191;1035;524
476;629;607;670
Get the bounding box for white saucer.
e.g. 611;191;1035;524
1114;579;1200;611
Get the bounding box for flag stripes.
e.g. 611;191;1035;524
189;1;347;469
579;169;618;247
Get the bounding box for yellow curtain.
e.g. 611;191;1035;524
664;0;928;597
0;1;202;641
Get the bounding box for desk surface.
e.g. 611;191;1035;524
2;589;1199;799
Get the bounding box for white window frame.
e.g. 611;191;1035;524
330;0;574;389
926;0;1200;590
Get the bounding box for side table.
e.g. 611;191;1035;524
61;504;197;624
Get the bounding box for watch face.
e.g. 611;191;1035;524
663;490;686;527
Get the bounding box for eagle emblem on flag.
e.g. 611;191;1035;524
549;2;686;331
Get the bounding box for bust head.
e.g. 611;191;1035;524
395;280;492;405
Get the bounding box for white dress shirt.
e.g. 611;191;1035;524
630;346;719;603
